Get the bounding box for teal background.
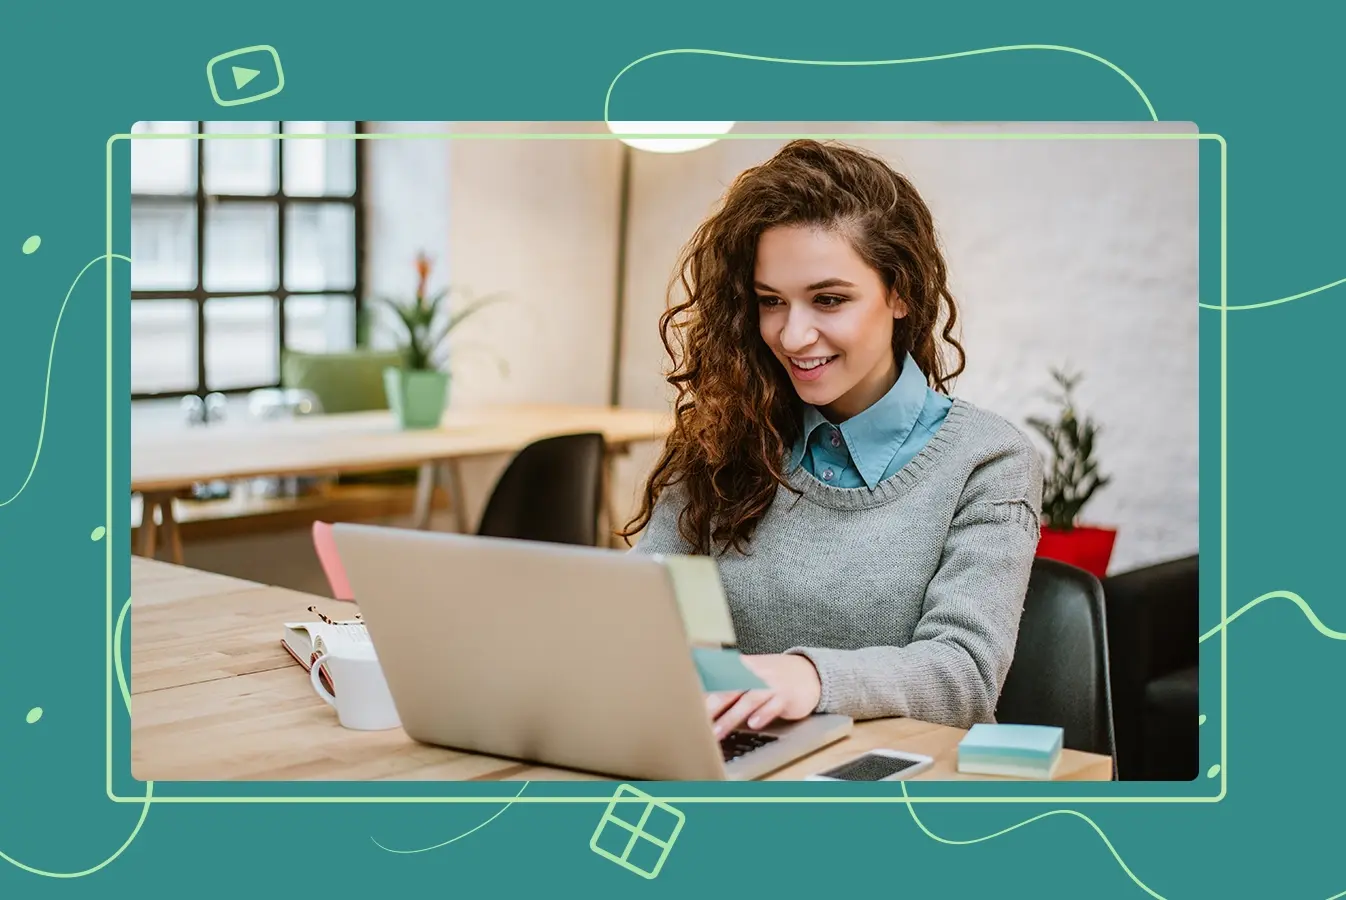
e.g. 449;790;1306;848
0;0;1336;895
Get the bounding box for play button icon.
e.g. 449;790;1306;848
232;66;260;90
206;44;285;106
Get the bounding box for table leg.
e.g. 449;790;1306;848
443;459;469;534
135;495;158;559
412;461;437;530
138;492;179;560
161;499;184;565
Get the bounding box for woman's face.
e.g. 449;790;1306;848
754;224;907;422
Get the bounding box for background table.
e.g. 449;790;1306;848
131;404;673;562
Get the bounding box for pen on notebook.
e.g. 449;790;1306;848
306;605;362;625
306;605;336;624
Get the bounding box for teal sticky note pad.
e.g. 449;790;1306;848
959;723;1064;760
692;647;767;692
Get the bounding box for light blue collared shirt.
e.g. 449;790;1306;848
787;352;952;490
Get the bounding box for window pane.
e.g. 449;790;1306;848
285;295;356;353
205;297;279;389
131;200;196;290
131;121;197;195
283;122;355;197
284;203;355;291
204;202;278;291
131;300;197;394
203;121;278;195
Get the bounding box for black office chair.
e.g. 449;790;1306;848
475;432;607;546
1101;555;1199;781
996;557;1116;762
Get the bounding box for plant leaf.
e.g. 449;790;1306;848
1025;365;1109;528
444;292;507;334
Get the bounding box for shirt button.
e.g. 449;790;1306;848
822;468;834;481
829;431;841;447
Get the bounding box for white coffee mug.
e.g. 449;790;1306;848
310;646;401;731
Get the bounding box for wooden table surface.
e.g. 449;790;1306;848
130;557;1115;782
132;403;672;494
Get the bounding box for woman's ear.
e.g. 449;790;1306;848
889;288;909;319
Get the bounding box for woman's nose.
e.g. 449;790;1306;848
780;309;818;352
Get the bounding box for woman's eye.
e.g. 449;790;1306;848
756;295;781;307
815;294;846;308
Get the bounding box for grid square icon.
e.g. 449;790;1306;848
589;784;686;879
640;804;682;843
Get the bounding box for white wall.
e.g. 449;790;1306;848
440;122;623;409
364;121;453;320
366;122;625;525
616;122;1199;572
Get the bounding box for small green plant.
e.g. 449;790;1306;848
367;252;506;372
1025;367;1111;532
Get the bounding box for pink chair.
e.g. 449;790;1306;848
312;521;355;601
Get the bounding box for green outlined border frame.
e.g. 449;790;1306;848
107;129;1225;805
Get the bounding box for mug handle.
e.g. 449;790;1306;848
310;654;336;708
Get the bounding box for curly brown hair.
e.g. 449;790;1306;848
619;139;966;556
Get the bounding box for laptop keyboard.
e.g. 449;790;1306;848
720;730;779;762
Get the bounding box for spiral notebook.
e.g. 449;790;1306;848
280;619;371;695
280;619;371;671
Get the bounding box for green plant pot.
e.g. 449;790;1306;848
383;367;449;430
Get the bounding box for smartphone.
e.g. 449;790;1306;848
806;749;935;781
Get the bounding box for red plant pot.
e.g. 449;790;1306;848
1036;525;1118;579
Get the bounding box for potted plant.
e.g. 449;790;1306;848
1025;366;1118;578
372;252;504;430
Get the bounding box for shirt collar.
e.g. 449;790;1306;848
788;352;930;490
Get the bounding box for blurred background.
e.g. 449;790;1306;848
130;120;1198;589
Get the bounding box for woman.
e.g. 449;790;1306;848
621;139;1044;740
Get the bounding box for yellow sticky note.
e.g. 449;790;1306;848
657;554;737;647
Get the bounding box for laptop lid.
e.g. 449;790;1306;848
330;523;730;781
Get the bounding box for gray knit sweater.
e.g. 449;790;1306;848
633;398;1044;729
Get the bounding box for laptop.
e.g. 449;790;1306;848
330;523;852;780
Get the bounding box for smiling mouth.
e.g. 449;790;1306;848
786;355;838;380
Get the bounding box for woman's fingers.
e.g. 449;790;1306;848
712;690;773;740
705;691;744;719
746;694;785;731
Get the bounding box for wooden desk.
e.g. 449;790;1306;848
131;403;672;562
131;559;1115;782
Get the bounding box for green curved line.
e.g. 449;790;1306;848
115;596;132;711
604;45;1158;124
3;600;153;878
901;782;1166;899
1199;590;1346;644
0;783;153;879
0;252;131;509
1198;275;1346;312
371;781;531;853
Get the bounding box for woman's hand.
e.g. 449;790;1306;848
704;653;822;739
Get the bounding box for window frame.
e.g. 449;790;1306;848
130;121;366;400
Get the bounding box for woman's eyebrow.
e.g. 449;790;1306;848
753;278;858;293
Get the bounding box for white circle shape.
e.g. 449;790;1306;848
607;121;736;153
